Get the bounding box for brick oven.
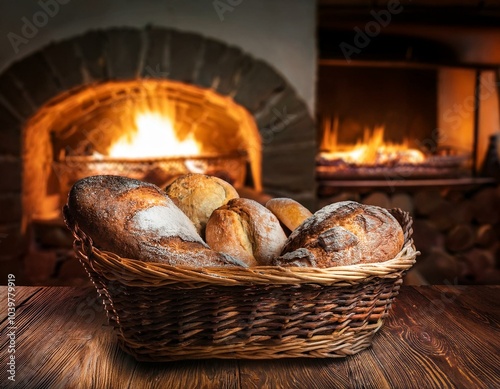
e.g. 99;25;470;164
0;1;316;284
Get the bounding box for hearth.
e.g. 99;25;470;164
26;78;262;222
316;122;469;180
316;1;500;285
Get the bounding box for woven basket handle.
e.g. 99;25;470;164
63;205;94;265
388;208;414;249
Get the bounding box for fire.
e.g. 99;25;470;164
319;117;425;165
107;112;200;159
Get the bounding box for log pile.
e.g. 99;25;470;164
318;184;500;285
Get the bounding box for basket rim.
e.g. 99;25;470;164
83;243;418;286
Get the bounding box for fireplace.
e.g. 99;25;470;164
316;1;500;285
26;78;263;223
0;1;317;285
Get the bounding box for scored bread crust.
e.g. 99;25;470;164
206;198;287;266
205;209;258;266
274;201;404;268
66;175;246;267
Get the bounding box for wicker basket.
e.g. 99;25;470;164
64;207;418;361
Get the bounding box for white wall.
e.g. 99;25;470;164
0;0;317;113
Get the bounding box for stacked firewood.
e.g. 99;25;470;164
318;185;500;285
411;186;499;285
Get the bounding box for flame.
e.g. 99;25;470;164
107;112;200;159
320;118;425;165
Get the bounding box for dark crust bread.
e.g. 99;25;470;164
274;201;404;268
66;175;246;267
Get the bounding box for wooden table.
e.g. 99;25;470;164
1;285;499;388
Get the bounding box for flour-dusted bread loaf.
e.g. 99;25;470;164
274;201;404;268
205;198;287;266
165;174;239;239
65;175;246;267
266;198;313;232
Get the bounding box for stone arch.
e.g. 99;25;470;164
0;26;316;258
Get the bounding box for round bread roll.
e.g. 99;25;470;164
65;175;246;267
206;198;287;266
266;198;313;232
274;201;404;268
165;174;239;239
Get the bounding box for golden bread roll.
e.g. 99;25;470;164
274;201;404;268
65;175;246;267
165;173;239;239
266;198;313;232
206;198;287;266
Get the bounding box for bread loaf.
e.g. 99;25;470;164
266;198;313;232
274;201;404;268
206;198;287;266
165;174;239;239
66;175;246;267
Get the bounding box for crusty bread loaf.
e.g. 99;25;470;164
274;201;404;268
266;198;313;232
165;174;239;239
66;175;246;267
206;198;287;266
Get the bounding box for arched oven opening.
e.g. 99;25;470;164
25;79;262;223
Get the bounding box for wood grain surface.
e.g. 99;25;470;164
1;285;499;388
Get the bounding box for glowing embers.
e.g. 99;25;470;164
319;119;425;167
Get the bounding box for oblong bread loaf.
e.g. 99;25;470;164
266;198;313;232
66;175;246;267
